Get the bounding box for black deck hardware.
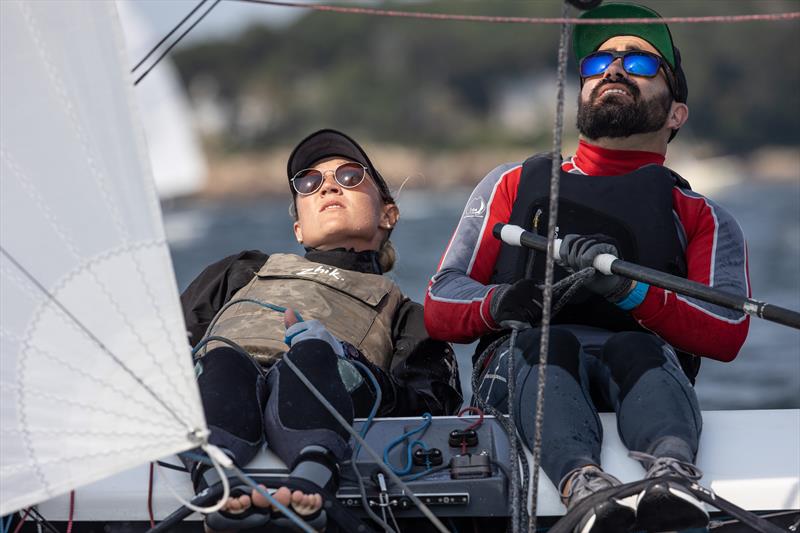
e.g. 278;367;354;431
414;448;444;467
449;429;479;447
450;453;492;480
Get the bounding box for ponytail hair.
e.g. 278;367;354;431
378;239;397;273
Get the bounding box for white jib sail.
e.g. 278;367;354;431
0;0;207;516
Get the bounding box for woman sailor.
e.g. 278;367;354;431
180;129;462;531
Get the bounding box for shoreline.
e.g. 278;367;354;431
191;144;799;200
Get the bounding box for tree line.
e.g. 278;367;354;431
173;0;799;154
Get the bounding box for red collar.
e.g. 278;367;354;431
570;140;665;176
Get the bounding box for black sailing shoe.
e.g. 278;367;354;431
631;452;709;532
560;466;637;533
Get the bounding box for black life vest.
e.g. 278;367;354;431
487;154;700;380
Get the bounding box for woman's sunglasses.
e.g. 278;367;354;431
291;162;367;196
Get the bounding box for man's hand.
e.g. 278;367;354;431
559;234;633;302
283;308;344;357
489;279;544;328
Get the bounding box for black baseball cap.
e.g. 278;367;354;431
573;3;688;104
287;129;394;203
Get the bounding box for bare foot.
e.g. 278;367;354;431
205;484;323;533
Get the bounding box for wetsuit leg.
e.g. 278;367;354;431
196;346;266;462
598;332;702;462
263;339;377;472
476;327;603;484
182;346;266;484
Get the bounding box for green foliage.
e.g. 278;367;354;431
172;0;799;153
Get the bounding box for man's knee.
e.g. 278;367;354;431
516;327;582;378
603;332;674;396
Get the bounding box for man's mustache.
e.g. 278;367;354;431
589;76;641;102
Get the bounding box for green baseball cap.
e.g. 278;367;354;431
573;3;676;69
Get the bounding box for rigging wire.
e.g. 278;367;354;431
232;0;800;25
133;0;222;86
528;3;573;531
130;0;209;74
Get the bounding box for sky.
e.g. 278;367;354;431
121;0;308;45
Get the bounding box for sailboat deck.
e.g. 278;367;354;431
34;409;799;521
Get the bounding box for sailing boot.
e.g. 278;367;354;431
560;465;637;533
632;452;709;532
269;445;337;531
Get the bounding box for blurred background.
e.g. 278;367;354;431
118;0;799;410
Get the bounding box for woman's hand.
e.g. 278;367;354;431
283;308;345;357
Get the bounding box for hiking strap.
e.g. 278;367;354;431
547;476;784;533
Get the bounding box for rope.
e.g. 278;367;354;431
65;492;74;533
507;326;520;532
470;337;530;531
148;462;156;528
469;268;591;532
529;3;572;531
194;298;303;358
11;509;31;533
233;0;800;25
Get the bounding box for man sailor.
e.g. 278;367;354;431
424;3;750;532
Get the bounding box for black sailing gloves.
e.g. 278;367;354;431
489;233;636;329
489;278;545;328
559;234;634;302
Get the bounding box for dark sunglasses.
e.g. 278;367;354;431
580;49;677;98
580;50;668;78
291;162;367;196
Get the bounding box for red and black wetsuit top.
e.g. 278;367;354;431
424;140;751;372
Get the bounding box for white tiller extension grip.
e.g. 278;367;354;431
496;223;618;275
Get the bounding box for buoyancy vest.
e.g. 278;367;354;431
205;253;405;369
488;154;700;379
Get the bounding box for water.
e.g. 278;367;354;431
164;182;800;410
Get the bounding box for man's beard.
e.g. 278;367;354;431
576;77;672;139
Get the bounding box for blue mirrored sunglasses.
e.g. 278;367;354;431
579;50;677;98
580;50;665;78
